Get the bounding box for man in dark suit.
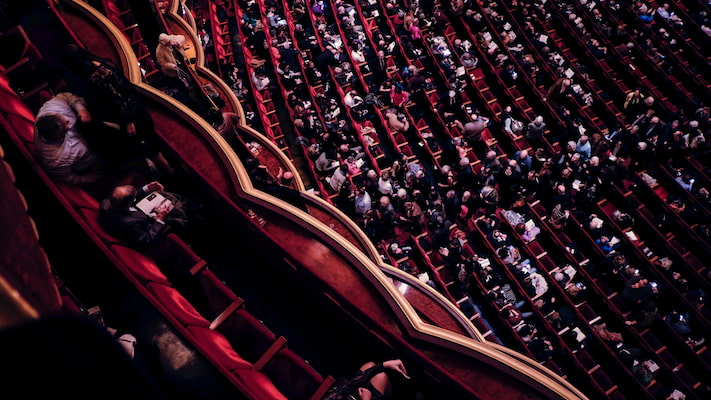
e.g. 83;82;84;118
99;181;188;249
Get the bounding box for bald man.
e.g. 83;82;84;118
99;181;189;249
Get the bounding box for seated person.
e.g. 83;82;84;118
34;92;106;185
598;235;621;254
61;44;174;176
99;181;189;249
528;336;555;361
384;109;409;133
515;221;540;242
665;310;706;347
324;359;409;400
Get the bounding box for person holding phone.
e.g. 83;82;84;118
324;359;409;400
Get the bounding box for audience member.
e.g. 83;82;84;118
61;44;174;176
34;92;107;185
324;359;409;400
98;181;189;249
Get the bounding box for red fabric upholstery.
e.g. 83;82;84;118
232;368;289;400
145;282;209;327
185;325;253;370
214;307;277;364
260;348;323;400
111;244;172;285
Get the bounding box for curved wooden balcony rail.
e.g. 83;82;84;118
47;1;587;399
61;0;304;195
156;0;331;201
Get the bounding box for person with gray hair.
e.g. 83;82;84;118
525;115;546;148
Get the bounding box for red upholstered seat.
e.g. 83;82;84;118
195;267;239;319
232;368;289;400
78;207;124;246
185;325;253;371
145;233;203;272
145;282;209;328
58;182;101;211
261;348;324;400
3;113;35;146
111;243;172;285
215;307;277;364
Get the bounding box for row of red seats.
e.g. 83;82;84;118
670;0;711;59
101;0;159;82
617;0;711;102
446;7;565;156
543;192;710;396
0;18;334;399
477;2;617;138
503;3;625;132
493;199;704;398
547;0;680;116
229;2;281;143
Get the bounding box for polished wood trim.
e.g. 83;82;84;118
253;336;287;371
61;0;142;83
52;3;588;399
209;297;246;330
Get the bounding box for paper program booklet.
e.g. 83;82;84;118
135;192;174;216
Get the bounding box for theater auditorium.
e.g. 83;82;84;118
1;0;710;399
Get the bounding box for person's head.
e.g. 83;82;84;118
36;114;70;141
109;185;138;209
280;171;294;186
207;108;225;126
515;222;527;235
158;33;171;46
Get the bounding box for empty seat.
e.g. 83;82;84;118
145;282;209;328
110;243;172;286
213;306;278;364
261;347;328;400
591;369;618;395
